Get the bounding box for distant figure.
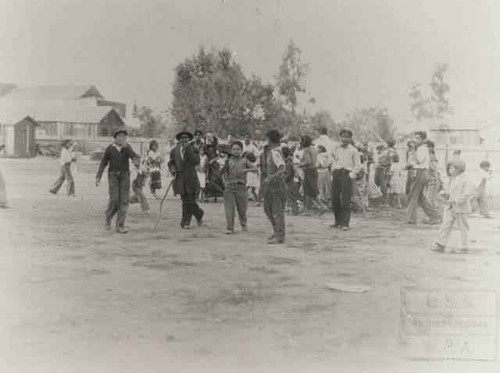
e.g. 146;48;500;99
405;140;417;196
299;135;326;213
0;144;7;208
388;154;404;209
431;159;474;253
243;134;260;204
130;155;150;213
282;146;301;215
146;140;162;198
197;147;207;202
446;149;462;176
49;139;76;196
316;145;332;204
470;160;493;218
95;129;140;234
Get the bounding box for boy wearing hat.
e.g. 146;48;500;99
261;129;287;244
168;131;204;229
96;129;139;233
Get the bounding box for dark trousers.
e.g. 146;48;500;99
50;164;75;196
224;184;248;230
264;191;286;239
181;191;204;227
407;169;441;223
331;170;352;227
105;171;130;228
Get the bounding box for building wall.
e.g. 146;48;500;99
429;130;480;146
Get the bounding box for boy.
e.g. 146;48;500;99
431;159;474;253
470;160;493;218
49;139;76;196
261;130;287;244
331;129;361;230
221;141;257;234
96;129;139;233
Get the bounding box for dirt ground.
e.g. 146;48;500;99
0;157;499;373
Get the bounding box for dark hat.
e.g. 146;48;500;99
176;131;193;141
113;128;128;138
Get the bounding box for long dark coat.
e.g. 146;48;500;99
168;143;200;196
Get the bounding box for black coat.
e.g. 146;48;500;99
168;143;200;196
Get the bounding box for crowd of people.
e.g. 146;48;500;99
0;125;491;252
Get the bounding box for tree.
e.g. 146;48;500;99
309;110;341;138
410;63;452;122
340;107;395;143
132;103;167;138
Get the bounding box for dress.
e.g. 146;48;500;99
316;152;331;201
147;150;162;192
197;155;207;188
388;162;405;194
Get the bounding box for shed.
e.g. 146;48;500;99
0;116;38;157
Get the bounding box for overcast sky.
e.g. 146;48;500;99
1;0;500;128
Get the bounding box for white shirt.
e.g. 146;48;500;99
60;147;73;165
331;144;361;176
413;145;429;169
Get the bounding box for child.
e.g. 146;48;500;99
431;159;475;254
316;145;331;205
282;146;301;215
197;147;207;202
130;156;150;213
221;141;256;234
388;154;405;209
49;139;76;196
146;140;162;198
470;160;493;218
96;129;139;234
261;130;287;244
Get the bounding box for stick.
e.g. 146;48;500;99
154;178;174;229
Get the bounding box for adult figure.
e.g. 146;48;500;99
406;131;442;225
168;131;204;229
314;126;335;155
243;134;260;203
50;139;76;196
193;130;204;150
204;131;224;201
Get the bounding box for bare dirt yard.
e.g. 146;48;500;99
1;157;499;373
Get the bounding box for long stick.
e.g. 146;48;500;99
154;178;174;229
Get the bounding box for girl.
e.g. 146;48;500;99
197;147;207;202
221;141;256;234
388;154;405;208
316;145;331;205
49;139;76;196
299;135;327;213
146;140;162;198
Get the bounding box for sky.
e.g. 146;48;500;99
1;0;500;129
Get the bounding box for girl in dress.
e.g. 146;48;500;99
388;154;405;209
316;145;331;205
147;140;162;198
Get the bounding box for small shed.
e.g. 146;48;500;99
0;116;38;157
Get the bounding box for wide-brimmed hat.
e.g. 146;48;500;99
113;128;128;138
176;131;193;141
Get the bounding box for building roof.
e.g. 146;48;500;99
0;103;121;124
0;83;103;101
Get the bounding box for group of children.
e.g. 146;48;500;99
36;127;495;251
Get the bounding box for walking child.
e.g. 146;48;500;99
470;160;493;218
282;146;301;215
431;159;475;253
95;129;139;233
49;139;76;196
388;154;405;209
221;141;257;234
146;140;162;198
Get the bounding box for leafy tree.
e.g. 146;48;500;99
132;103;167;138
410;63;452;121
340;107;394;143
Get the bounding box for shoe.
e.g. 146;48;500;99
329;224;341;229
241;225;248;232
225;229;234;235
430;243;445;252
406;221;417;225
267;237;284;244
267;234;275;240
341;226;350;231
197;210;205;226
116;226;128;234
49;190;57;195
181;224;191;230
